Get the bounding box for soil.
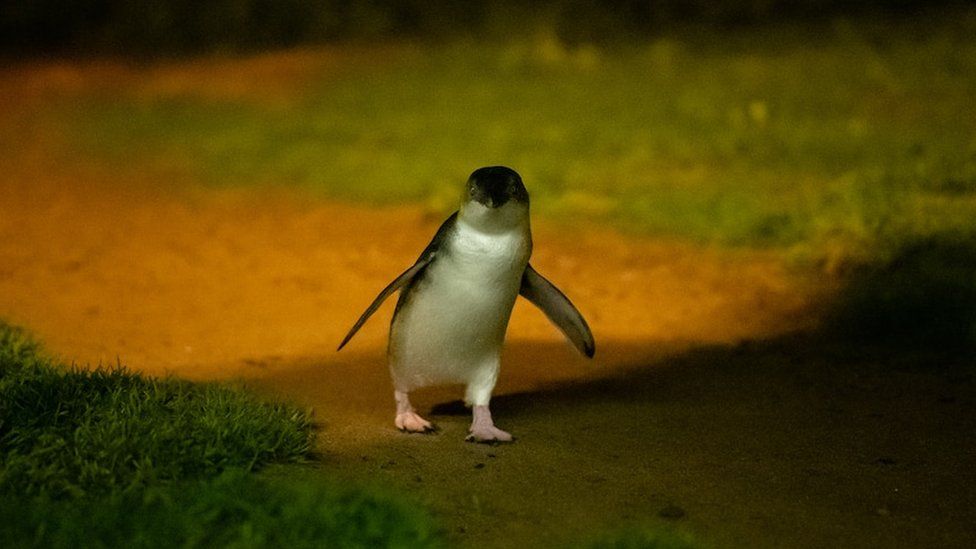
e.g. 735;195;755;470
2;175;974;548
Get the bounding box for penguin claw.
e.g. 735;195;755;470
396;411;435;433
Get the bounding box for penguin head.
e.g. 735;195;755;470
460;166;530;231
465;166;529;209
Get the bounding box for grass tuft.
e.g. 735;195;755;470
0;321;46;374
0;321;314;499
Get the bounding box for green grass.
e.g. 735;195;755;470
0;468;442;549
0;321;443;547
0;321;315;499
49;10;976;265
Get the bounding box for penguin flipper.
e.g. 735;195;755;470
337;257;433;351
337;212;458;351
519;263;595;358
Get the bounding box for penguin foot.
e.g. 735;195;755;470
395;411;435;433
465;425;513;443
466;405;513;443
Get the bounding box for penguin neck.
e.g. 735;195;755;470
458;201;531;239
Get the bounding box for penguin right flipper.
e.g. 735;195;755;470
337;212;458;351
519;264;595;358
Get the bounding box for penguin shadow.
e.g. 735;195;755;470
424;334;975;445
423;338;679;418
418;338;726;420
256;331;972;451
416;337;722;436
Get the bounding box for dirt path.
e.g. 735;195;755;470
3;176;974;548
0;170;819;377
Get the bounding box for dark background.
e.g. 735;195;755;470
2;0;971;57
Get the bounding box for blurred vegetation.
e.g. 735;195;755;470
36;8;975;270
0;0;967;56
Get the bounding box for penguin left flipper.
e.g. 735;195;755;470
519;264;596;358
336;257;433;351
337;212;459;351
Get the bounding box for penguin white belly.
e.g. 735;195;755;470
388;224;529;400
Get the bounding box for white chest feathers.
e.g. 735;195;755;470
446;220;531;289
388;218;531;390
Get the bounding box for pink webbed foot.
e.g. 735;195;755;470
466;404;513;443
395;411;435;433
394;390;435;433
466;424;513;443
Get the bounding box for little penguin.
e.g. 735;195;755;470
338;166;595;442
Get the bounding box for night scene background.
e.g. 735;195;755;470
1;1;974;547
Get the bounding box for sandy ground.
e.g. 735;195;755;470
2;174;974;548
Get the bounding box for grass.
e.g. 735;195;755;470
0;321;314;499
0;469;443;549
26;9;973;267
0;321;443;547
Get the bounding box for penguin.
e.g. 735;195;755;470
338;166;594;442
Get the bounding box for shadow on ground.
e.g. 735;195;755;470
826;232;976;352
253;332;975;549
